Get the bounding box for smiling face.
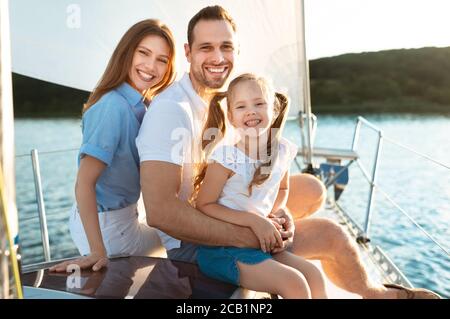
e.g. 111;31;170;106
185;19;237;92
128;35;170;94
228;79;276;137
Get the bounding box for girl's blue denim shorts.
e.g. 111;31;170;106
197;246;272;285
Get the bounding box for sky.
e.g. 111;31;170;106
305;0;450;59
9;0;450;92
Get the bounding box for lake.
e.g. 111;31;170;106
14;114;450;297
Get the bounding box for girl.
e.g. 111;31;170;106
50;19;176;272
193;74;328;298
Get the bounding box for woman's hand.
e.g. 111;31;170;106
248;214;284;253
49;252;109;272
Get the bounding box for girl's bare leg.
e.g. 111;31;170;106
273;250;328;299
237;259;311;299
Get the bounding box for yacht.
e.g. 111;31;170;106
1;0;447;299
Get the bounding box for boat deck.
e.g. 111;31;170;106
310;202;413;299
22;201;408;299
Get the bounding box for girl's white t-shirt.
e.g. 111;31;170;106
208;137;298;217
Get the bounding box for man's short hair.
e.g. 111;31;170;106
187;5;237;46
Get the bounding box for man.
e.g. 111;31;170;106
137;5;440;299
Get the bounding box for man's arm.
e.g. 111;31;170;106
141;160;259;248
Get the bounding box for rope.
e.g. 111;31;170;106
15;148;78;158
0;165;23;298
376;185;450;258
383;136;450;171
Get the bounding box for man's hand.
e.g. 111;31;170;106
269;207;295;253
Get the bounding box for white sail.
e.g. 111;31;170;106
9;0;306;116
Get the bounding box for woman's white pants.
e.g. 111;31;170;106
69;203;166;258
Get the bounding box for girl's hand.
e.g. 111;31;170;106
49;252;109;272
269;207;295;253
271;207;295;237
249;215;283;253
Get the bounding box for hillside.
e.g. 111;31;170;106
12;74;88;117
310;46;450;113
12;46;450;117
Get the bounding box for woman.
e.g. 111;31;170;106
50;19;176;272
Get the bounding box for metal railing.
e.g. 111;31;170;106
30;150;51;262
16;148;78;265
351;117;384;243
342;116;449;257
298;112;317;166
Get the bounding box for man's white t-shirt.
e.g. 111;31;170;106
136;73;207;251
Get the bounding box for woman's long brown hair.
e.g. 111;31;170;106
83;19;176;113
191;74;289;202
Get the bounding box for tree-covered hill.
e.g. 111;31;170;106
12;46;450;117
12;74;88;117
310;46;450;113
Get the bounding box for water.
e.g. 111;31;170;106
14;114;450;297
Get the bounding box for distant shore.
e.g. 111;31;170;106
12;46;450;117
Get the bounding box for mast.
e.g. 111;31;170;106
297;0;314;169
0;0;22;299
